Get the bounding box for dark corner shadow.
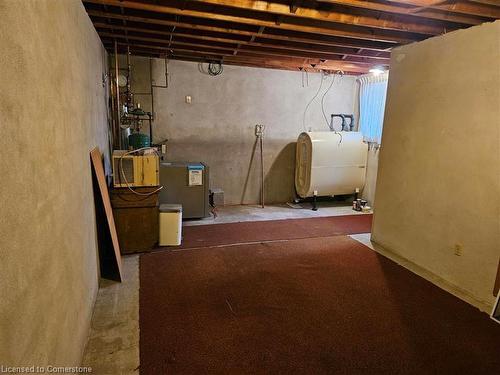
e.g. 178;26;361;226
264;142;296;204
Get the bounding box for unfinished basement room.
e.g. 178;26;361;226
1;0;500;374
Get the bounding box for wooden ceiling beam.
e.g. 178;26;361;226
155;47;358;72
467;0;500;6
103;39;231;57
95;23;247;45
101;37;374;73
99;31;388;65
82;0;419;43
87;1;497;74
86;10;395;51
237;45;387;65
94;22;390;60
225;55;369;74
107;45;164;57
174;55;365;75
317;0;489;25
99;31;236;51
103;39;368;72
384;0;500;18
190;0;453;35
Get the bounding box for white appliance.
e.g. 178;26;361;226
295;131;368;198
159;204;182;246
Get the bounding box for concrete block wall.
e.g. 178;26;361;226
126;58;358;205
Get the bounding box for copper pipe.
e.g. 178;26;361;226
260;134;264;208
114;40;121;149
109;53;117;150
126;45;132;109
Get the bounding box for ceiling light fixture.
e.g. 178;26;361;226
369;66;386;75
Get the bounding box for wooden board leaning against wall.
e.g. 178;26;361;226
90;148;123;282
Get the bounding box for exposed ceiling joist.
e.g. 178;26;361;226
385;0;500;18
83;0;499;74
467;0;500;6
94;22;390;60
87;9;395;51
106;41;370;74
100;31;388;65
83;0;421;43
185;0;455;34
317;0;489;25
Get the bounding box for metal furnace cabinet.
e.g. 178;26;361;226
159;162;210;219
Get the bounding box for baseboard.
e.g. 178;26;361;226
370;237;493;313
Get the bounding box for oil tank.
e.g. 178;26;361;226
295;132;368;198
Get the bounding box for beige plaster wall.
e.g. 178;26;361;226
0;0;108;365
372;21;500;308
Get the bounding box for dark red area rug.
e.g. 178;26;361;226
164;214;372;250
140;234;500;374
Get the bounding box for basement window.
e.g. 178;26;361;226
358;72;389;147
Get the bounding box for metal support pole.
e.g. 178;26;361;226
255;125;265;208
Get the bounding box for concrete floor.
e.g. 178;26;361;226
184;201;367;226
82;256;140;374
82;204;371;374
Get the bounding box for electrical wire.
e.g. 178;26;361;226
320;70;345;144
119;147;164;196
321;73;337;129
302;71;325;132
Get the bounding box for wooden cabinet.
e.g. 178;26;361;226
110;187;159;254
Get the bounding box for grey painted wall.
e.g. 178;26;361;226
372;21;500;309
0;0;108;365
128;58;358;204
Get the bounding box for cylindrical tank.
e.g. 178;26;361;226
128;132;150;149
295;131;368;198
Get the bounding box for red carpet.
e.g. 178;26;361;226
168;214;372;250
140;234;500;374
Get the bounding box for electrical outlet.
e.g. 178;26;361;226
454;244;463;256
185;95;192;104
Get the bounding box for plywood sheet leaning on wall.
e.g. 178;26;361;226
90;148;123;281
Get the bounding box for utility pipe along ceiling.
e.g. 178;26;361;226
83;0;500;74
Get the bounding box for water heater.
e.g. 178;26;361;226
295;132;368;198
